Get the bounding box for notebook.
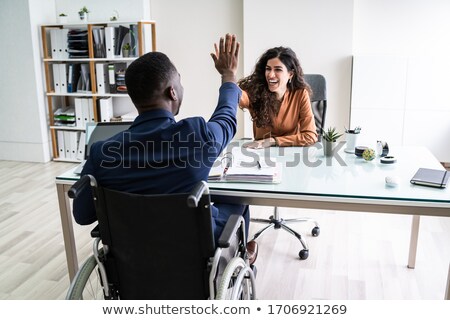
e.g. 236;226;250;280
208;150;282;184
410;168;449;188
73;122;132;175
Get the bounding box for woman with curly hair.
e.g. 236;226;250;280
238;47;318;148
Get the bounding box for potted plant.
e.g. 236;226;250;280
322;127;343;157
58;13;68;24
78;6;89;21
122;43;131;57
344;126;361;153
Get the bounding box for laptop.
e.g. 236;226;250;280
73;122;133;175
410;167;449;188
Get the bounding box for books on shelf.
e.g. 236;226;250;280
410;168;449;188
208;150;282;184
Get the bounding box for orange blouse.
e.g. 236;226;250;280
240;89;318;147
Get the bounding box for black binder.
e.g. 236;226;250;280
410;168;449;188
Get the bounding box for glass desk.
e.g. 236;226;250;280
55;144;450;299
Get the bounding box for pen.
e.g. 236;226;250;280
256;160;262;169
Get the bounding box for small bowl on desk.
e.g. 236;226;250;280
355;146;368;157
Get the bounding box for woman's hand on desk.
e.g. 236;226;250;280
243;137;276;149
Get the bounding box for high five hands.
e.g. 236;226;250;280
211;34;240;84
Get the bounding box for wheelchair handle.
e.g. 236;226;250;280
187;181;209;208
68;174;94;199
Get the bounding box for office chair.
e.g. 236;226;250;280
66;175;256;300
251;74;327;260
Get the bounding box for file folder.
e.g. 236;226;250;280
67;63;80;93
76;132;86;160
81;98;90;125
108;64;116;93
74;98;84;129
69;131;79;160
63;131;72;159
52;64;61;93
59;28;69;59
59;64;67;94
57;130;66;159
95;63;109;94
99;97;113;122
88;98;95;122
105;27;116;59
50;29;60;59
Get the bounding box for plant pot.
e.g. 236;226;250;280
322;139;336;157
58;16;68;24
79;12;88;21
122;49;129;58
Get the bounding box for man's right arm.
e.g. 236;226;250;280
206;34;241;148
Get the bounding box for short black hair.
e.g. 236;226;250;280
125;52;177;109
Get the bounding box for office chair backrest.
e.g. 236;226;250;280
93;184;216;299
304;74;327;141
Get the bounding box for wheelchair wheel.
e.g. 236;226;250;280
216;257;256;300
65;255;104;300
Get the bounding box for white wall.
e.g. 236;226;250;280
242;0;354;138
55;0;150;23
353;0;450;56
0;0;56;162
150;0;245;137
351;0;450;162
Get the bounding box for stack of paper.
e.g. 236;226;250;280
225;162;281;183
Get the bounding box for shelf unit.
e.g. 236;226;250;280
40;20;156;161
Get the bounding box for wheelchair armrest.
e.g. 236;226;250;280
68;174;92;199
187;181;209;208
90;224;100;238
217;214;244;248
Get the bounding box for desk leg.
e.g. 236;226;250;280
445;264;450;300
56;183;78;281
407;215;420;269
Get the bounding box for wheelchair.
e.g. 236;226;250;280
65;175;256;300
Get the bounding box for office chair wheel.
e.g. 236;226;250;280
312;226;320;237
299;249;309;260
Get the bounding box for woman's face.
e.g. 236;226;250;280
265;57;293;98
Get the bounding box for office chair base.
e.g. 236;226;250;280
251;217;320;260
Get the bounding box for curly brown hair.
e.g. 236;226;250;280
238;47;311;128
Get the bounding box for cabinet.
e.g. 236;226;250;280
40;20;156;162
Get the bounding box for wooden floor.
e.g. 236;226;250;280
0;160;449;299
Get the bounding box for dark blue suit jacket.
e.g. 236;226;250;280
73;82;241;225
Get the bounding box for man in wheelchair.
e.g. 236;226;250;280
69;34;257;299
